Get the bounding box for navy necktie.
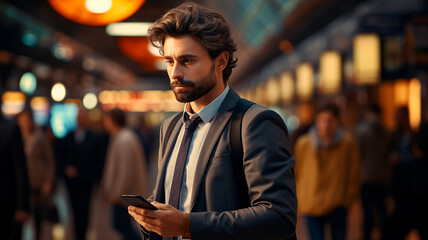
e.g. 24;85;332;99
169;114;202;209
165;114;202;240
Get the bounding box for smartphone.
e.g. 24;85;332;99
121;194;158;210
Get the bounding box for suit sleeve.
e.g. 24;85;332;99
190;109;297;240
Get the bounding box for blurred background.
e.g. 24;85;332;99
0;0;427;239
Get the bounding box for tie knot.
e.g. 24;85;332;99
185;115;202;130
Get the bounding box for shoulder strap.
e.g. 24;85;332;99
162;113;182;158
229;98;254;207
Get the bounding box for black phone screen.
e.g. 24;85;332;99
121;194;158;210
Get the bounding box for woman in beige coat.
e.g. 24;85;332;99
101;108;149;240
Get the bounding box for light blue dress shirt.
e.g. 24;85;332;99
164;85;230;213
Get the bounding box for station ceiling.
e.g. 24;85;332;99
0;0;364;90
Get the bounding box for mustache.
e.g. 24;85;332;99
170;79;195;88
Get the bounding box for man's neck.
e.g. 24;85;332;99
188;83;226;113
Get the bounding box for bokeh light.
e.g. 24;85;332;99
85;0;113;14
83;92;98;109
19;72;37;95
51;83;66;102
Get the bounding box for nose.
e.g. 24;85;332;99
169;62;184;80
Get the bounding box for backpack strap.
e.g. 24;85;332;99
162;113;182;158
229;98;255;207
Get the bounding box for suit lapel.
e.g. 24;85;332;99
154;118;183;202
190;89;240;210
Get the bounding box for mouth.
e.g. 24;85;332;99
171;81;194;90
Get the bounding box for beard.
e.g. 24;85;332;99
170;64;216;103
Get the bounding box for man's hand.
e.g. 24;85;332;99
128;201;185;237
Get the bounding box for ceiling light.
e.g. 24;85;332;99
85;0;113;14
106;22;152;36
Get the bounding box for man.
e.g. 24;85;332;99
382;122;428;240
128;2;297;240
102;108;150;240
0;107;30;240
294;103;360;240
355;105;390;240
58;108;102;240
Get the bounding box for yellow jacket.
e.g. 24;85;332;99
294;129;361;216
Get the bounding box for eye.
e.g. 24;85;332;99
183;59;194;64
165;59;174;65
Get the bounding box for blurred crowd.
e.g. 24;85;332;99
1;106;156;240
293;103;427;240
1;101;427;240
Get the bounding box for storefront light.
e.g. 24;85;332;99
353;33;380;85
296;62;314;101
319;51;341;94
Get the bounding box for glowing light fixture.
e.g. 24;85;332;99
296;63;314;101
353;33;380;85
85;0;113;14
31;97;50;126
19;72;37;95
50;103;78;138
83;92;98;110
394;80;409;107
1;91;26;117
47;0;145;26
51;83;66;102
279;72;294;104
408;78;421;130
319;51;341;94
266;77;280;106
106;22;152;36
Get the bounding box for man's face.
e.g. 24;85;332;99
316;111;339;139
163;35;218;103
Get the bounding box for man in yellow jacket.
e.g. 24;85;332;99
294;103;361;240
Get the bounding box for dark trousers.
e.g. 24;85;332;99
304;207;347;240
67;182;92;240
361;183;387;240
112;204;140;240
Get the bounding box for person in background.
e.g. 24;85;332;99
294;102;361;240
0;105;30;240
389;106;416;165
16;108;56;240
354;105;391;240
382;122;428;240
101;108;149;240
58;108;102;240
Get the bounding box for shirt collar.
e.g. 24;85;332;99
182;85;230;124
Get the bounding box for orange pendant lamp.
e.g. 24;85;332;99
116;36;163;71
47;0;145;26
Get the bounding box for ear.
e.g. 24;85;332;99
215;52;229;72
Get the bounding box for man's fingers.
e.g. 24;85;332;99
128;210;162;235
128;206;157;218
128;208;159;226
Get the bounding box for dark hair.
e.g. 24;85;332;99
148;1;237;83
316;102;340;118
107;108;126;128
